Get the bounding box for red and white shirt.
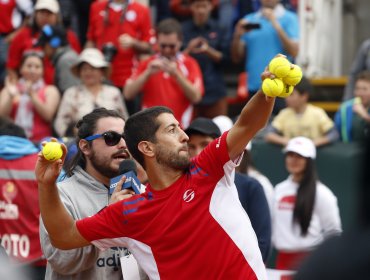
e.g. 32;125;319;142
77;132;266;280
130;53;204;128
87;1;155;87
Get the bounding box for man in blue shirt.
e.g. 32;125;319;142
182;0;230;118
231;0;299;114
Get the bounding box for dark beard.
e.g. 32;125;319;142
155;145;191;171
89;150;120;178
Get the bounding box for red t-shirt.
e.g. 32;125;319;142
77;132;267;279
130;53;204;128
0;0;16;34
87;1;155;87
6;26;81;84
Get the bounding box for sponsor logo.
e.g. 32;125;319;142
183;189;195;203
278;195;296;210
0;234;30;258
1;182;19;220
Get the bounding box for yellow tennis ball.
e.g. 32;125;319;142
269;57;291;78
42;142;63;161
279;84;294;98
283;64;303;86
262;78;284;97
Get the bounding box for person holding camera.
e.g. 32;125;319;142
231;0;299;115
124;18;204;129
86;0;155;114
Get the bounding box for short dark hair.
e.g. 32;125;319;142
124;106;173;168
295;76;313;96
156;18;183;41
356;71;370;83
0;117;27;138
64;107;125;176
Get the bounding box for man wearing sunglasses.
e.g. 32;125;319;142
124;18;204;129
39;108;147;280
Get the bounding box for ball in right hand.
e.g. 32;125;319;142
42;142;63;161
262;78;284;97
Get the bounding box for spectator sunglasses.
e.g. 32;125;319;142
84;131;124;146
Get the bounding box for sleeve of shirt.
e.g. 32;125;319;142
317;108;335;133
186;56;204;95
194;131;231;178
76;202;128;249
316;184;342;238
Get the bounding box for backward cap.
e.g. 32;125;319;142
284;136;316;159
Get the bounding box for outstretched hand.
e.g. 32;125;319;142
35;139;67;187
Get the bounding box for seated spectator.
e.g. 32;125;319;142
343;38;370;101
272;136;342;271
54;48;129;137
36;24;80;94
124;18;203;128
182;0;229;118
186;117;272;262
0;117;46;279
265;76;339;147
335;71;370;142
0;51;60;142
6;0;81;85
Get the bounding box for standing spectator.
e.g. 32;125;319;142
0;117;46;280
272;136;342;270
231;0;299;114
265;76;339;147
170;0;218;22
86;0;155;114
6;0;81;85
185;117;272;262
124;18;204;128
343;38;370;101
0;0;33;87
182;0;229;118
335;71;370;142
36;24;80;94
39;108;146;279
54;48;129;137
0;52;60;142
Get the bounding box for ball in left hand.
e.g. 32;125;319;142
42;142;63;161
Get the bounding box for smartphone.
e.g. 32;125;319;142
243;23;261;31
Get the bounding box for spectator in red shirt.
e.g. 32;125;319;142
86;0;155;114
6;0;81;85
124;18;204;128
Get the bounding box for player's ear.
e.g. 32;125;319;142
138;141;155;158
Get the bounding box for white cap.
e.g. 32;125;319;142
284;136;316;159
212;115;233;134
34;0;60;13
71;48;109;77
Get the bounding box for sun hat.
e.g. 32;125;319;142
284;136;316;159
34;0;60;13
71;48;109;77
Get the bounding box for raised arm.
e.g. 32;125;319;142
35;142;90;250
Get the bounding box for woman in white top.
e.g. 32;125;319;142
272;136;342;270
54;48;129;137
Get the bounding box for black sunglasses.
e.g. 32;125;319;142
84;131;124;146
160;43;176;50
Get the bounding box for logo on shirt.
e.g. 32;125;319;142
278;195;296;210
183;189;195;202
0;182;19;220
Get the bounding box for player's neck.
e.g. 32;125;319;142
146;165;184;191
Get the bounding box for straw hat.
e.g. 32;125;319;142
71;48;109;77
